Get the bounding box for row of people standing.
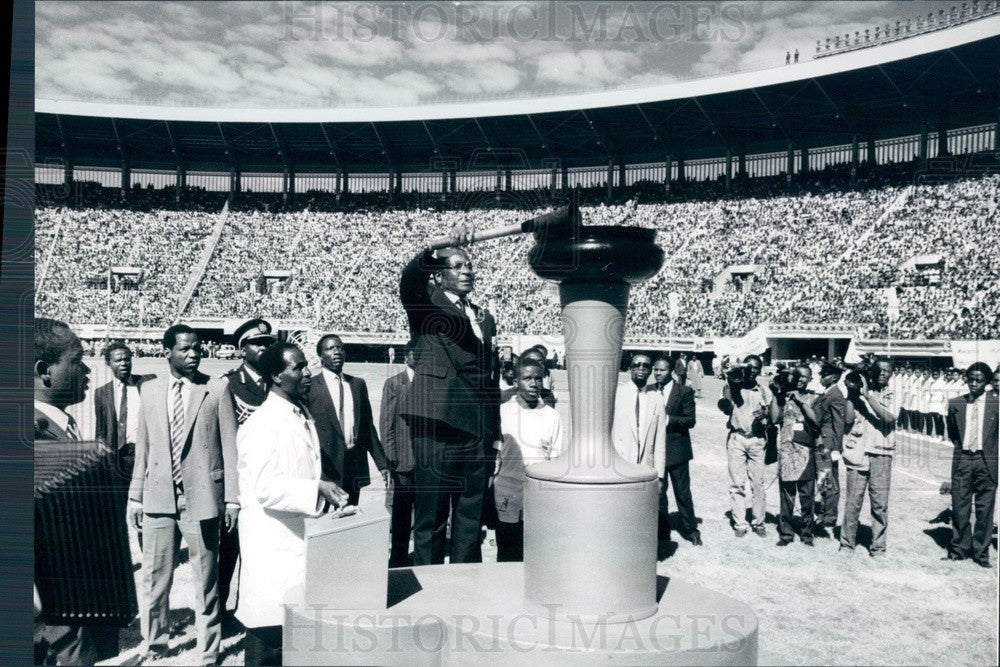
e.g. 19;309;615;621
50;315;388;666
719;354;998;567
892;366;968;442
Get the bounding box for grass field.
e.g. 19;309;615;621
65;358;998;665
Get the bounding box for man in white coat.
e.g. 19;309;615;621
236;342;349;666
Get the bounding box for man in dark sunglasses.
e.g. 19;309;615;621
612;353;668;540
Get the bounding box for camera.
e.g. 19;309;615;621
771;369;794;395
725;365;745;384
843;370;865;393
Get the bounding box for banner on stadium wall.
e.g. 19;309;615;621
950;340;1000;370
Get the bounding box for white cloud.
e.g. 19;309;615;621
34;1;943;107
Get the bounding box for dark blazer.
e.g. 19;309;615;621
946;392;999;483
128;371;239;520
380;370;415;475
94;374;154;451
34;406;71;441
398;250;500;443
661;382;696;468
308;371;388;491
815;385;853;453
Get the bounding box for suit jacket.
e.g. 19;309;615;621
399;250;500;443
380;370;415;475
128;371;239;521
612;382;666;478
308;371;388;490
660;382;696;468
224;363;268;426
34;406;71;441
815;385;853;453
94;374;154;451
946;392;999;484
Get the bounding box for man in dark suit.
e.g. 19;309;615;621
945;362;999;568
94;341;154;483
381;341;417;567
398;234;501;565
651;356;701;545
308;333;388;506
813;360;854;529
219;318;275;618
33;318;98;666
127;324;239;665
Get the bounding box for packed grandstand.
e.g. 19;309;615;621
34;167;1000;342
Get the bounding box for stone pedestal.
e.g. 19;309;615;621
283;565;759;665
523;225;665;622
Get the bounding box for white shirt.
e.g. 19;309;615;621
444;290;483;340
964;392;988;452
165;374;193;428
657;380;674;426
493;396;563;522
113;379;141;444
322;368;354;448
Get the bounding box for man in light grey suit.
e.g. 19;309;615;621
612;354;668;539
127;324;239;665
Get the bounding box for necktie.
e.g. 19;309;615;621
968;399;981;452
336;375;344;424
65;416;80;441
460;298;484;340
170;380;185;485
635;390;641;429
118;383;128;444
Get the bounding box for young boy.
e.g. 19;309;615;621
492;360;563;561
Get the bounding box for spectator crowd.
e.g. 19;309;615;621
35;174;999;341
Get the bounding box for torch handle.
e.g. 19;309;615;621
426;205;577;250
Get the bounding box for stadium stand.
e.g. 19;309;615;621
34;172;999;340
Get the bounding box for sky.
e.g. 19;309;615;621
36;1;963;108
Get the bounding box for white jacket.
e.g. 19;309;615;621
236;393;324;628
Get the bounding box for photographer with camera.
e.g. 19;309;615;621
718;354;772;538
839;359;899;558
769;365;821;546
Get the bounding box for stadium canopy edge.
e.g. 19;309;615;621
35;16;1000;123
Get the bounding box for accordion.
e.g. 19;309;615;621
34;439;138;626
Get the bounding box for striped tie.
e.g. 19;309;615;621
170;380;185;485
65;416;80;441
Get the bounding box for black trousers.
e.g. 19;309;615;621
779;479;815;541
244;625;282;666
411;420;485;566
909;410;924;432
34;623;97;666
950;450;998;564
218;524;239;613
928;414;945;437
816;459;840;524
495;520;524;562
389;471;416;568
664;462;698;537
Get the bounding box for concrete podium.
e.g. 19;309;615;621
283;563;758;665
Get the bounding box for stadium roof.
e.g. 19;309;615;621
36;19;1000;173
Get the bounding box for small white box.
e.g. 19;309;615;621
303;505;391;610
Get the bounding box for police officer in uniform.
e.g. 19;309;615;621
220;318;276;620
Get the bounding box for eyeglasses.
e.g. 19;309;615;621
444;261;474;271
631;362;652;369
